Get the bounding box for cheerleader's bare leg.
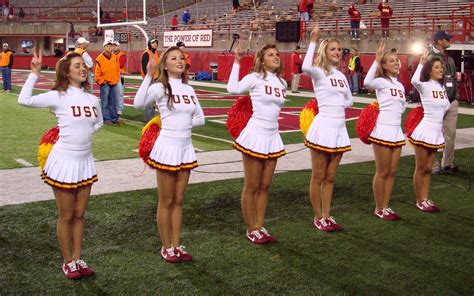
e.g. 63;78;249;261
309;149;329;219
170;170;190;248
413;146;436;202
372;144;401;209
241;154;265;230
254;158;277;229
322;153;343;217
71;185;91;260
383;147;401;208
53;187;77;263
156;170;178;248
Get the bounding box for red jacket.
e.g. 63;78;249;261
292;52;303;74
348;6;361;21
299;0;308;13
378;3;393;19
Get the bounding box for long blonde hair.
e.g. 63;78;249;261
251;44;284;82
314;37;341;75
156;46;188;109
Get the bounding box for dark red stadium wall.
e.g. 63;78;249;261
8;52;419;95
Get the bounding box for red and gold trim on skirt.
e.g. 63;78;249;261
233;142;286;160
41;172;98;189
408;137;445;150
368;136;406;147
304;139;352;153
146;158;198;171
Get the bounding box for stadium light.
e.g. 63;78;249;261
411;42;424;55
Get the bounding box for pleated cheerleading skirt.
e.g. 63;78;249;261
42;144;97;189
408;120;445;150
368;122;406;147
304;114;351;153
147;135;198;171
234;118;286;160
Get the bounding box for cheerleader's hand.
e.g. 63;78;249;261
375;41;385;63
234;41;243;63
419;49;429;65
310;23;320;43
31;47;42;75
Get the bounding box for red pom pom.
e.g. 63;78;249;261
39;126;59;145
226;96;253;139
356;101;379;144
138;123;161;161
404;106;424;136
305;98;319;114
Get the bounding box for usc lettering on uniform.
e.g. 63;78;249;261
171;94;197;104
264;85;286;98
71;106;99;117
432;90;447;99
330;79;349;88
390;88;405;99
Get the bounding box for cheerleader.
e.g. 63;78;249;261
363;42;405;220
301;24;353;232
409;50;450;212
227;42;286;244
18;51;103;279
134;46;204;262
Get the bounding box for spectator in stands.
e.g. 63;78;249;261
1;43;13;92
18;7;24;19
378;0;393;39
121;6;127;22
95;39;120;124
182;9;191;26
429;31;459;175
171;15;178;30
2;5;7;22
7;5;13;21
103;12;112;24
75;37;94;93
291;45;303;93
68;22;75;38
99;7;103;21
232;0;241;14
141;38;159;122
348;2;361;40
307;0;314;20
348;47;362;94
113;41;126;116
299;0;309;22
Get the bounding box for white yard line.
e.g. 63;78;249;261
14;159;34;167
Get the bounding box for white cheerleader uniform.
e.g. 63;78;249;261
18;73;103;189
302;42;353;153
134;75;205;171
364;61;406;147
409;64;450;149
227;63;287;159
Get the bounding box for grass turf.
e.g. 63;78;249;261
1;148;473;294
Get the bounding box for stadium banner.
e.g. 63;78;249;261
163;30;213;47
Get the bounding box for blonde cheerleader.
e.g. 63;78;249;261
18;51;102;279
134;46;204;263
301;24;353;232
